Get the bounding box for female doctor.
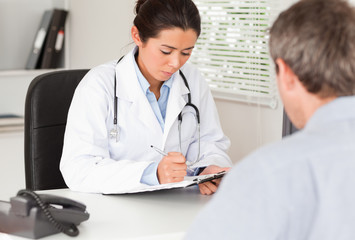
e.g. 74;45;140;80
60;0;232;195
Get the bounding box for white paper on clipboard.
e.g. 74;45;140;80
103;171;226;195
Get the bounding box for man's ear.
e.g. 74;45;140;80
275;58;298;91
131;26;143;47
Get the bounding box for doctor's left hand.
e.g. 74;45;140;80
157;152;187;184
198;165;230;195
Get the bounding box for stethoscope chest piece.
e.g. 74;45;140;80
110;126;119;142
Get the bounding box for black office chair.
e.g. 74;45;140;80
24;69;89;190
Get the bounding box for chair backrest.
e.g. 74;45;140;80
24;69;89;190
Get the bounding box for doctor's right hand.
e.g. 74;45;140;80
157;152;187;184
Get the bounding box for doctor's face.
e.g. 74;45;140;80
133;27;198;85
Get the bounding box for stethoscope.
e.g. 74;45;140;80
109;57;201;167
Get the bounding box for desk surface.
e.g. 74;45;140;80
1;188;210;240
0;132;211;240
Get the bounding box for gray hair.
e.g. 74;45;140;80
269;0;355;97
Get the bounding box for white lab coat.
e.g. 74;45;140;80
60;48;232;193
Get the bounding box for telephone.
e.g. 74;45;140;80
0;189;90;239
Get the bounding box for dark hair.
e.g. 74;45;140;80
133;0;201;43
269;0;355;97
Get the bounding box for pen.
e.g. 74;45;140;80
151;145;194;173
150;145;168;156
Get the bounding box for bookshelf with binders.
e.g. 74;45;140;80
25;10;55;70
0;0;69;118
40;9;68;69
26;9;68;70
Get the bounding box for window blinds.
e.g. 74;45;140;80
190;0;285;109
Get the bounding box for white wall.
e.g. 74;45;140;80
67;0;135;68
0;132;25;199
67;0;284;164
216;98;283;163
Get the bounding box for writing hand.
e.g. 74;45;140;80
157;152;187;184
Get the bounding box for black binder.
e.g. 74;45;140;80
26;10;54;69
40;9;68;69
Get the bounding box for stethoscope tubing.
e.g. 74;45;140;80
112;57;201;167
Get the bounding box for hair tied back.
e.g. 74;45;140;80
135;0;149;15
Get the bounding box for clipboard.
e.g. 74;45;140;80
193;171;225;184
103;171;226;195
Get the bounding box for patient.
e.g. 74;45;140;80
185;0;355;239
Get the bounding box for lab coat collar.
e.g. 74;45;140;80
114;49;139;102
114;47;190;143
115;49;162;133
162;70;190;146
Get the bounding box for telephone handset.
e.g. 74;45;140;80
0;189;90;239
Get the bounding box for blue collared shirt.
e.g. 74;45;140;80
133;55;173;131
132;54;173;185
133;51;202;185
186;96;355;239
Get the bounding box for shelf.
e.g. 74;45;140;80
0;68;66;78
0;114;24;133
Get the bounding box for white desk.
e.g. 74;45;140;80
0;132;211;240
1;187;210;240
